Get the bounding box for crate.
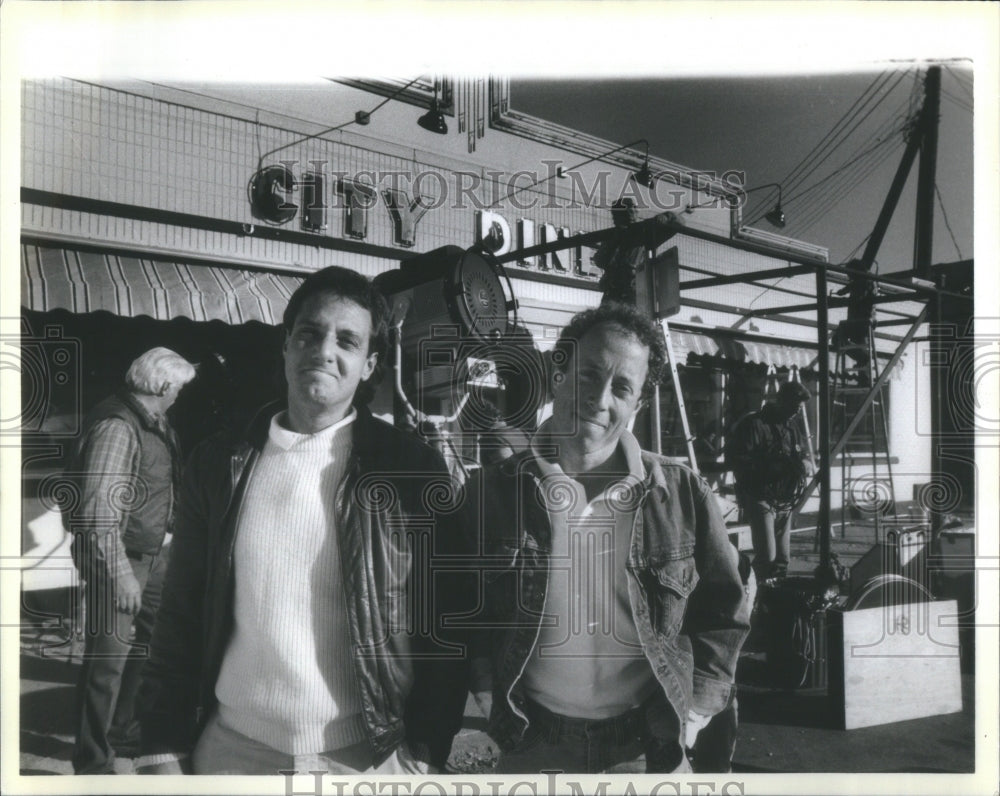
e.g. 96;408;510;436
827;599;962;729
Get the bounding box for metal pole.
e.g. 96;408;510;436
915;66;941;280
661;319;699;473
815;266;835;583
651;383;663;455
794;305;929;513
859;109;924;271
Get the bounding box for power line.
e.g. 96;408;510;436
746;69;912;222
789;136;905;237
935;183;964;260
749;116;908;227
782;103;910;217
765;71;891;197
788;136;904;236
781;98;913;227
769;69;909;203
256;76;426;167
944;65;974;104
744;70;895;220
940;89;973;115
842;232;873;264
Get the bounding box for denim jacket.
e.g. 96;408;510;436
477;442;750;752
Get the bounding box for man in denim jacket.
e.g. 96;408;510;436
473;302;750;774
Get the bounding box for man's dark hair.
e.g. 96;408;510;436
553;301;666;402
282;266;390;406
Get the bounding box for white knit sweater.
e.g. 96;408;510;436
215;411;367;754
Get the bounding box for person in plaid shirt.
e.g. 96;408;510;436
69;347;196;774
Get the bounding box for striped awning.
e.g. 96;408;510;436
21;244;303;325
669;329;819;370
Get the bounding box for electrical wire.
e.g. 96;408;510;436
753;71;891;211
746;69;913;224
788;134;905;236
940;89;973;115
944;65;974;104
842;232;873;264
782;119;907;218
255;75;426;168
751;80;914;231
935;183;965;260
484;138;648;210
782;77;920;235
746;69;911;222
752;122;905;234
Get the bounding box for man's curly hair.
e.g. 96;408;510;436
552;301;667;402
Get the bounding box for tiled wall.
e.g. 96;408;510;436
20;79;615;278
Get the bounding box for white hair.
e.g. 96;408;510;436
125;347;196;396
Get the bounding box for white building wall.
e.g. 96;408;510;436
20;77;937;514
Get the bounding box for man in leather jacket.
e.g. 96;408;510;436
473;302;750;774
726;381;813;580
136;266;471;775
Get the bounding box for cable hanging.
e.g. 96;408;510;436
255;75;427;168
935;183;964;260
746;69;909;221
746;69;913;224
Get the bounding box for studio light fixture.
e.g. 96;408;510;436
417;83;448;135
248;164;298;224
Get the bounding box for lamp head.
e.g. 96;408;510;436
417;100;448;134
764;203;786;229
632;159;655;188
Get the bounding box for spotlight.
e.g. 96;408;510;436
631;141;655;188
765;203;786;229
417;85;448;136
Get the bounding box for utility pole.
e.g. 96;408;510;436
915;66;941;280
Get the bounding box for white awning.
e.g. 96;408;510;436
21;244;303;325
669;329;819;370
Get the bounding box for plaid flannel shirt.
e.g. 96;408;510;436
77;417;143;588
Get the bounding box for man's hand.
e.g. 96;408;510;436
685;710;711;749
394;743;437;775
117;572;143;615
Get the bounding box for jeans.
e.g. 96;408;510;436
744;500;791;580
691;694;738;773
72;547;168;774
495;693;690;775
192;711;425;775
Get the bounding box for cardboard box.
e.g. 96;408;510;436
827;599;962;729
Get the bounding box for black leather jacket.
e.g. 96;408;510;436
137;406;472;769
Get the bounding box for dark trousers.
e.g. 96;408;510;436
495;692;689;774
72;547;168;774
744;499;791;580
691;693;739;773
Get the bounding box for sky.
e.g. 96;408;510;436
512;69;974;272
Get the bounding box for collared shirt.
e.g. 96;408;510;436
76;397;170;585
521;424;658;719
